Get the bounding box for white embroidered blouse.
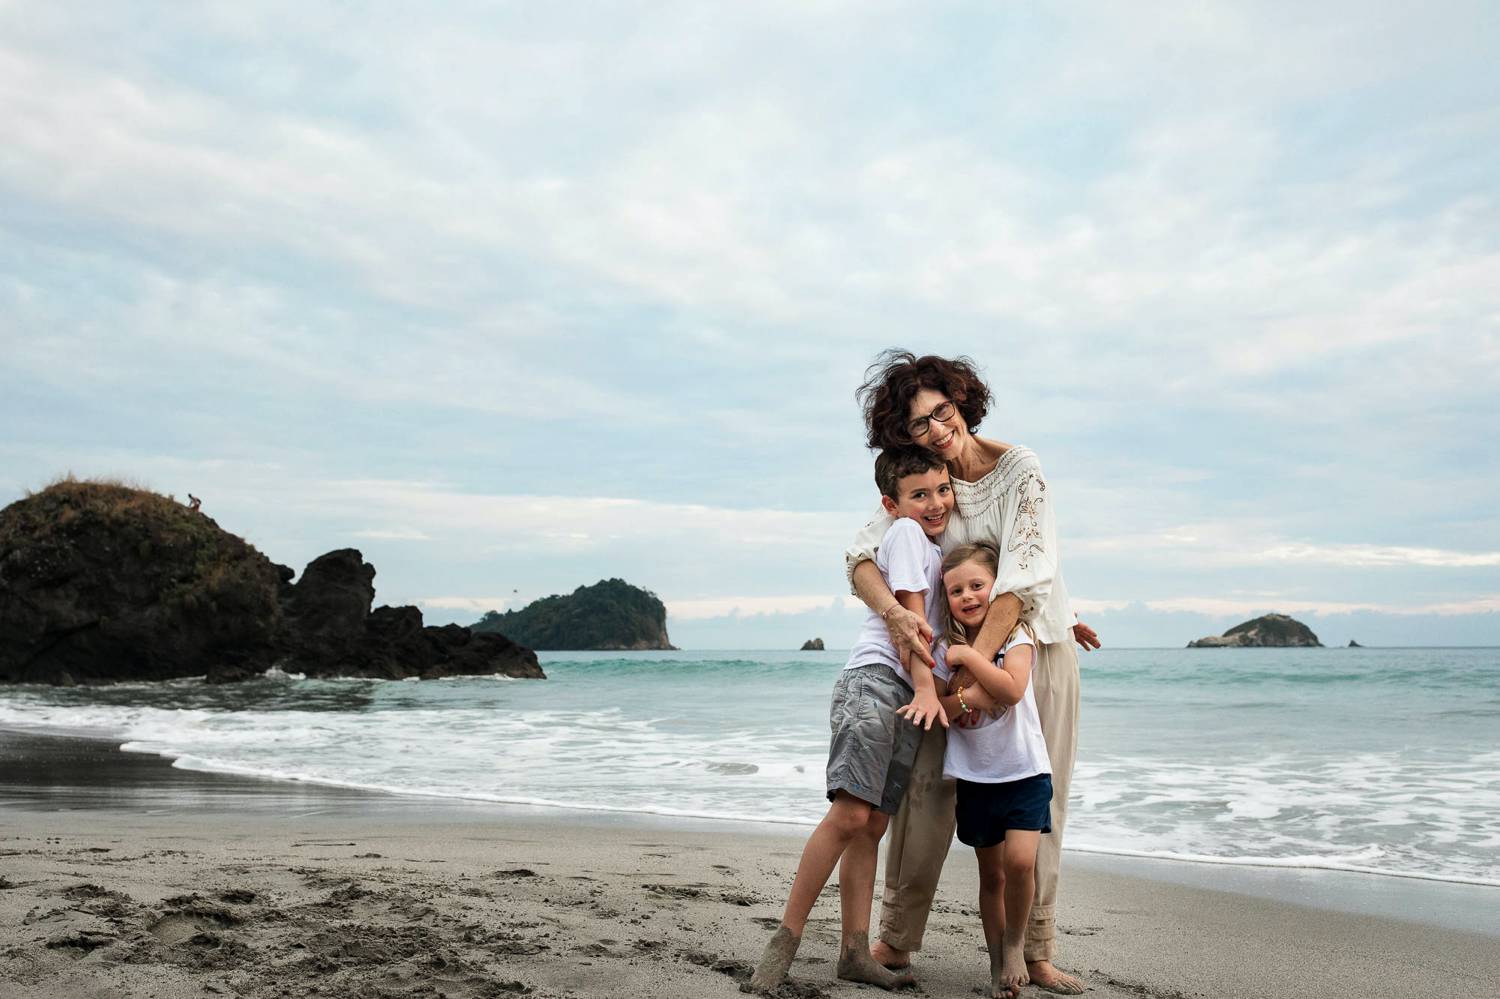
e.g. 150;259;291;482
843;445;1075;645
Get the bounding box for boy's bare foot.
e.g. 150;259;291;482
749;925;801;992
1027;958;1086;994
869;937;911;970
839;932;916;990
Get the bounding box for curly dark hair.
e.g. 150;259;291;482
856;349;993;450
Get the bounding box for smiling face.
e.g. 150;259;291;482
881;465;955;538
907;388;967;461
944;557;996;633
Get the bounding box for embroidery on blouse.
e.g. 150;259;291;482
1007;471;1047;571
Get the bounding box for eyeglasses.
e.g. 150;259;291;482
903;400;956;441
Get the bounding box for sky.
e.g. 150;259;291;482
2;2;1497;648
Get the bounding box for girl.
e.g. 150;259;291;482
901;542;1052;999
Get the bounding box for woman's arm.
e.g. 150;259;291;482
968;592;1022;663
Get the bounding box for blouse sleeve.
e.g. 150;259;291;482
990;456;1056;624
843;506;896;596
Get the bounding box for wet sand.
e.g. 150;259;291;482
2;733;1498;999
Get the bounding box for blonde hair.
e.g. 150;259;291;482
940;543;1035;651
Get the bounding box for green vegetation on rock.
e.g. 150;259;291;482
472;578;674;650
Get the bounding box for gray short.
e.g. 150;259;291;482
826;664;923;814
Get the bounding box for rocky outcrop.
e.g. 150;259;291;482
1188;613;1322;648
0;479;543;684
1348;639;1363;648
800;638;825;651
472;578;674;650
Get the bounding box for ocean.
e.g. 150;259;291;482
1;647;1496;888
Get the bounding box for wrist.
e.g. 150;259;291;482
880;602;903;620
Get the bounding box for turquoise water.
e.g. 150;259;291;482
0;647;1495;886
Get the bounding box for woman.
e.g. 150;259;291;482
845;350;1097;995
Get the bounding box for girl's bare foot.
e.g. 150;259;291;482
869;937;911;970
1026;958;1086;994
748;925;801;992
993;940;1028;998
839;932;916;990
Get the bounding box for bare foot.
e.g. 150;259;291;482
870;937;911;970
749;925;801;992
839;932;916;990
1027;958;1086;994
993;940;1028;998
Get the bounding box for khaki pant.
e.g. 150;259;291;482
877;639;1080;963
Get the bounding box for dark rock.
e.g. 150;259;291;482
473;578;674;650
0;479;544;684
0;479;284;683
1348;639;1363;648
1188;613;1322;648
800;638;825;651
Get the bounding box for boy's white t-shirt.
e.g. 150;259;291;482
843;517;945;689
934;629;1051;783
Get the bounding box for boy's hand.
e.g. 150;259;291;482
896;687;949;730
884;606;935;670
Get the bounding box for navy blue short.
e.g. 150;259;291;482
954;773;1053;848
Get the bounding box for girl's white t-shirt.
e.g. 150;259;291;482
934;630;1051;783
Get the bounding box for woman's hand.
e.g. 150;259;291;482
883;606;935;669
1073;620;1101;651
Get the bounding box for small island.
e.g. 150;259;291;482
800;638;825;651
1188;613;1322;648
473;578;675;650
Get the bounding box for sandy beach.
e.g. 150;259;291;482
3;734;1498;999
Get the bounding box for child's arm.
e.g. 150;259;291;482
891;589;948;731
944;661;1001;714
949;640;1034;707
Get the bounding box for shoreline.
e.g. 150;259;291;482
4;727;1498;942
4;799;1499;997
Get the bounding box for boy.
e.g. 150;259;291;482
749;447;954;993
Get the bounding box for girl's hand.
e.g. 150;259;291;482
945;645;981;672
951;667;978;691
883;606;935;669
896;687;949;730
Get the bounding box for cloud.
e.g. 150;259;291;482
350;528;431;542
1078;595;1500;618
665;594;857;621
2;4;1496;648
415;596;516;615
1071;525;1500;570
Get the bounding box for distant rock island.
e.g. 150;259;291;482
801;638;825;651
473;579;674;650
0;478;543;685
1188;613;1322;648
1348;640;1363;648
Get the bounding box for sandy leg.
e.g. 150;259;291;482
838;931;916;990
749;925;801;992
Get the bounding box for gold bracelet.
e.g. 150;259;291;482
956;684;971;715
880;603;902;620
